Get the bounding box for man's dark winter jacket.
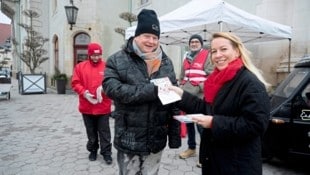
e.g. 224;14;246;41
102;37;181;155
179;68;270;175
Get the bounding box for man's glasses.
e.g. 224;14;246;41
190;40;201;44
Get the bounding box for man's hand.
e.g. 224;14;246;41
96;86;103;103
168;85;184;97
83;90;98;104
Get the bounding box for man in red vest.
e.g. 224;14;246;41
179;34;212;167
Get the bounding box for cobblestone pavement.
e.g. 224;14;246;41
0;79;201;175
2;79;309;175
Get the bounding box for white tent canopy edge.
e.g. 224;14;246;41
125;0;292;46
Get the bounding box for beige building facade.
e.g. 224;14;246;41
1;0;309;89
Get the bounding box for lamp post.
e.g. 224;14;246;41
65;0;78;30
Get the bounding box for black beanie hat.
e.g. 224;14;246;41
135;9;160;38
189;34;203;46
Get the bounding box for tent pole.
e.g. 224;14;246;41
218;21;223;31
288;39;291;73
204;24;207;47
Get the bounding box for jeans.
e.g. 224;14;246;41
186;122;203;149
82;114;112;156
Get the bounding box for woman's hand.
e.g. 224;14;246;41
192;115;213;128
168;85;184;97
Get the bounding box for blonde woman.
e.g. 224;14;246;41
169;32;270;175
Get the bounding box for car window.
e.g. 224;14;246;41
301;84;310;108
291;83;310;120
274;70;308;98
271;68;309;116
0;67;11;78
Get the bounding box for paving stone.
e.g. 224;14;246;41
0;79;201;175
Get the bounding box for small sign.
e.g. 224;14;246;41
300;109;310;120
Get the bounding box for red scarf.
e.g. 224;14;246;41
204;58;243;104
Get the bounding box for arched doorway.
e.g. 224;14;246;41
73;33;90;66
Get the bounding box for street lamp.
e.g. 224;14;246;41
65;0;78;30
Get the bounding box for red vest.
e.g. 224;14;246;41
181;49;209;86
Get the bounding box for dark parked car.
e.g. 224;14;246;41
263;57;310;161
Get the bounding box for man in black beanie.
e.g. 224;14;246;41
102;9;181;175
189;34;203;46
135;9;160;38
179;34;212;168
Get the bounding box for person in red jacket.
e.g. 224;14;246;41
71;42;112;164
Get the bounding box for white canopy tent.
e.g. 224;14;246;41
126;0;292;46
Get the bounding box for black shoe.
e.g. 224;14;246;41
103;155;112;165
89;151;97;161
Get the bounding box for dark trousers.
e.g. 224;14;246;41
117;150;163;175
82;114;112;156
187;122;203;149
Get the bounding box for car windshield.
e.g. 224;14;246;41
271;68;309;111
0;67;10;78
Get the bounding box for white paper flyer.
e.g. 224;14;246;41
173;114;205;123
151;77;181;105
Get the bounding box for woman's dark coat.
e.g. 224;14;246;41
179;68;270;175
102;38;181;155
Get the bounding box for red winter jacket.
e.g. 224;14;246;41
71;59;111;115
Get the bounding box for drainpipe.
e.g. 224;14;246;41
16;0;21;73
129;0;132;14
288;39;291;73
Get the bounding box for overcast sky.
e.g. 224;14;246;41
0;11;11;24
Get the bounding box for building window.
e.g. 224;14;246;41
139;0;151;7
52;35;59;86
53;36;59;70
75;33;90;45
73;33;90;65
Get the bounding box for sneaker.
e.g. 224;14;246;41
103;155;112;165
196;161;202;168
88;151;97;161
179;149;196;159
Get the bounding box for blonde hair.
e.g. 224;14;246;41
211;32;270;88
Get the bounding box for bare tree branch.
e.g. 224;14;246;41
114;12;137;39
13;9;49;73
